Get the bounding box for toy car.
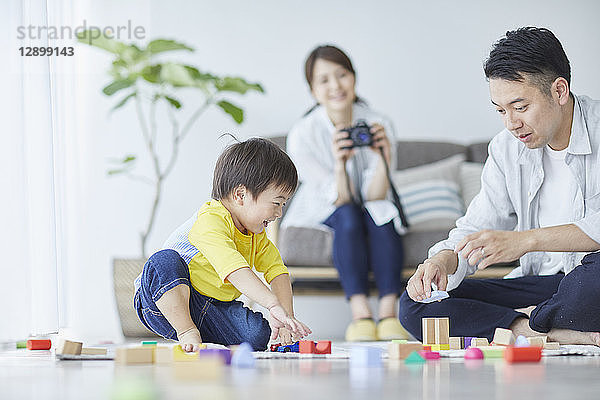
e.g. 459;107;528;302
276;342;300;353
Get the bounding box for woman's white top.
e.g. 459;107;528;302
281;103;401;232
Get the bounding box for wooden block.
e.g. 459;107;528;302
422;318;436;345
173;345;199;361
388;343;422;360
315;341;331;354
154;346;173;363
472;338;489;347
299;340;316;354
27;339;51;350
115;347;153;364
464;337;475;348
479;347;505;358
434;318;450;345
81;347;107;355
199;348;232;364
350;346;382;367
504;346;542;363
527;336;547;348
492;328;515;346
449;337;463;350
173;358;223;381
56;339;83;355
544;342;560;350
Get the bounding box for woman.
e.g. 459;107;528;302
281;45;409;341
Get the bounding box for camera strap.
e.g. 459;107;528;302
379;148;410;228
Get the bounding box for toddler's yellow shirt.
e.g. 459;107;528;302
165;200;288;301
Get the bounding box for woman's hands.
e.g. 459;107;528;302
369;123;392;165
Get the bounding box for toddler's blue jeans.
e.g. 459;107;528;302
134;249;271;351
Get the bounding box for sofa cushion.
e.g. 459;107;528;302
395;141;467;170
467;142;489;163
459;162;484;207
393;154;465;232
278;226;333;267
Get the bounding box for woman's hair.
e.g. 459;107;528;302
211;137;298;200
303;45;364;115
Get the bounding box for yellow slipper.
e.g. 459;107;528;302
345;318;377;342
376;317;411;341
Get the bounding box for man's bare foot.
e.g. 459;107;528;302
510;317;600;346
177;327;202;352
514;305;536;318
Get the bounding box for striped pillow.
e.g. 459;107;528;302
391;154;465;232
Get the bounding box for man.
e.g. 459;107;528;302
399;27;600;345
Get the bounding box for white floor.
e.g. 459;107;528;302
2;343;600;400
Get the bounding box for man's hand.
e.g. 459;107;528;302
455;230;531;269
406;254;451;302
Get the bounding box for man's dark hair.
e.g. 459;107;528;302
484;27;571;96
212;137;298;200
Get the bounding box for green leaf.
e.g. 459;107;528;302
141;65;162;83
164;96;182;109
217;100;244;124
184;66;216;82
102;79;136;96
122;155;136;163
112;92;137;111
76;29;127;55
160;63;196;87
147;39;193;54
107;169;126;175
215;77;264;94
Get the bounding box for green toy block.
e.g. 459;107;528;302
404;351;425;364
141;341;158;346
16;341;27;349
480;347;505;358
392;339;408;344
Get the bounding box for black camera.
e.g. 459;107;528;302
343;120;373;148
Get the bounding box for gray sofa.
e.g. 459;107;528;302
268;137;511;287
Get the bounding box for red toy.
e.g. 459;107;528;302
298;340;332;354
315;341;331;354
418;350;441;360
464;347;484;360
504;346;542;363
27;339;52;350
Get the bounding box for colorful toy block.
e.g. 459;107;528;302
115;347;154;364
315;341;332;354
422;318;436;345
388;342;423;360
435;318;450;345
514;335;530;347
141;341;157;346
350;346;382;367
81;347;107;355
464;337;475;348
504;346;542;363
527;336;547;348
27;339;51;350
391;339;408;344
173;345;199;361
154;346;172;363
449;337;463;350
422;345;432;351
404;351;425;364
492;328;515;346
479;347;504;358
16;341;27;349
464;347;484;360
472;338;489;347
173;357;223;381
56;339;83;355
418;350;441;360
544;342;560;350
199;348;231;365
299;340;316;354
231;342;255;368
430;344;450;351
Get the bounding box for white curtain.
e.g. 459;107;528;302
0;0;72;340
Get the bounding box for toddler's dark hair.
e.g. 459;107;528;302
212;137;298;200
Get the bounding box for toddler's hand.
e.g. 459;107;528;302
277;327;293;345
267;304;312;341
177;326;202;353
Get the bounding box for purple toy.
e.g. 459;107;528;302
199;348;232;365
464;337;475;348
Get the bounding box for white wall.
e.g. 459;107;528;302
44;0;600;339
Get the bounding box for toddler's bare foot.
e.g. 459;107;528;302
548;329;600;346
177;327;202;352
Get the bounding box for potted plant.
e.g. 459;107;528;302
77;30;264;336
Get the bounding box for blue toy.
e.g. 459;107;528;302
277;341;300;353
